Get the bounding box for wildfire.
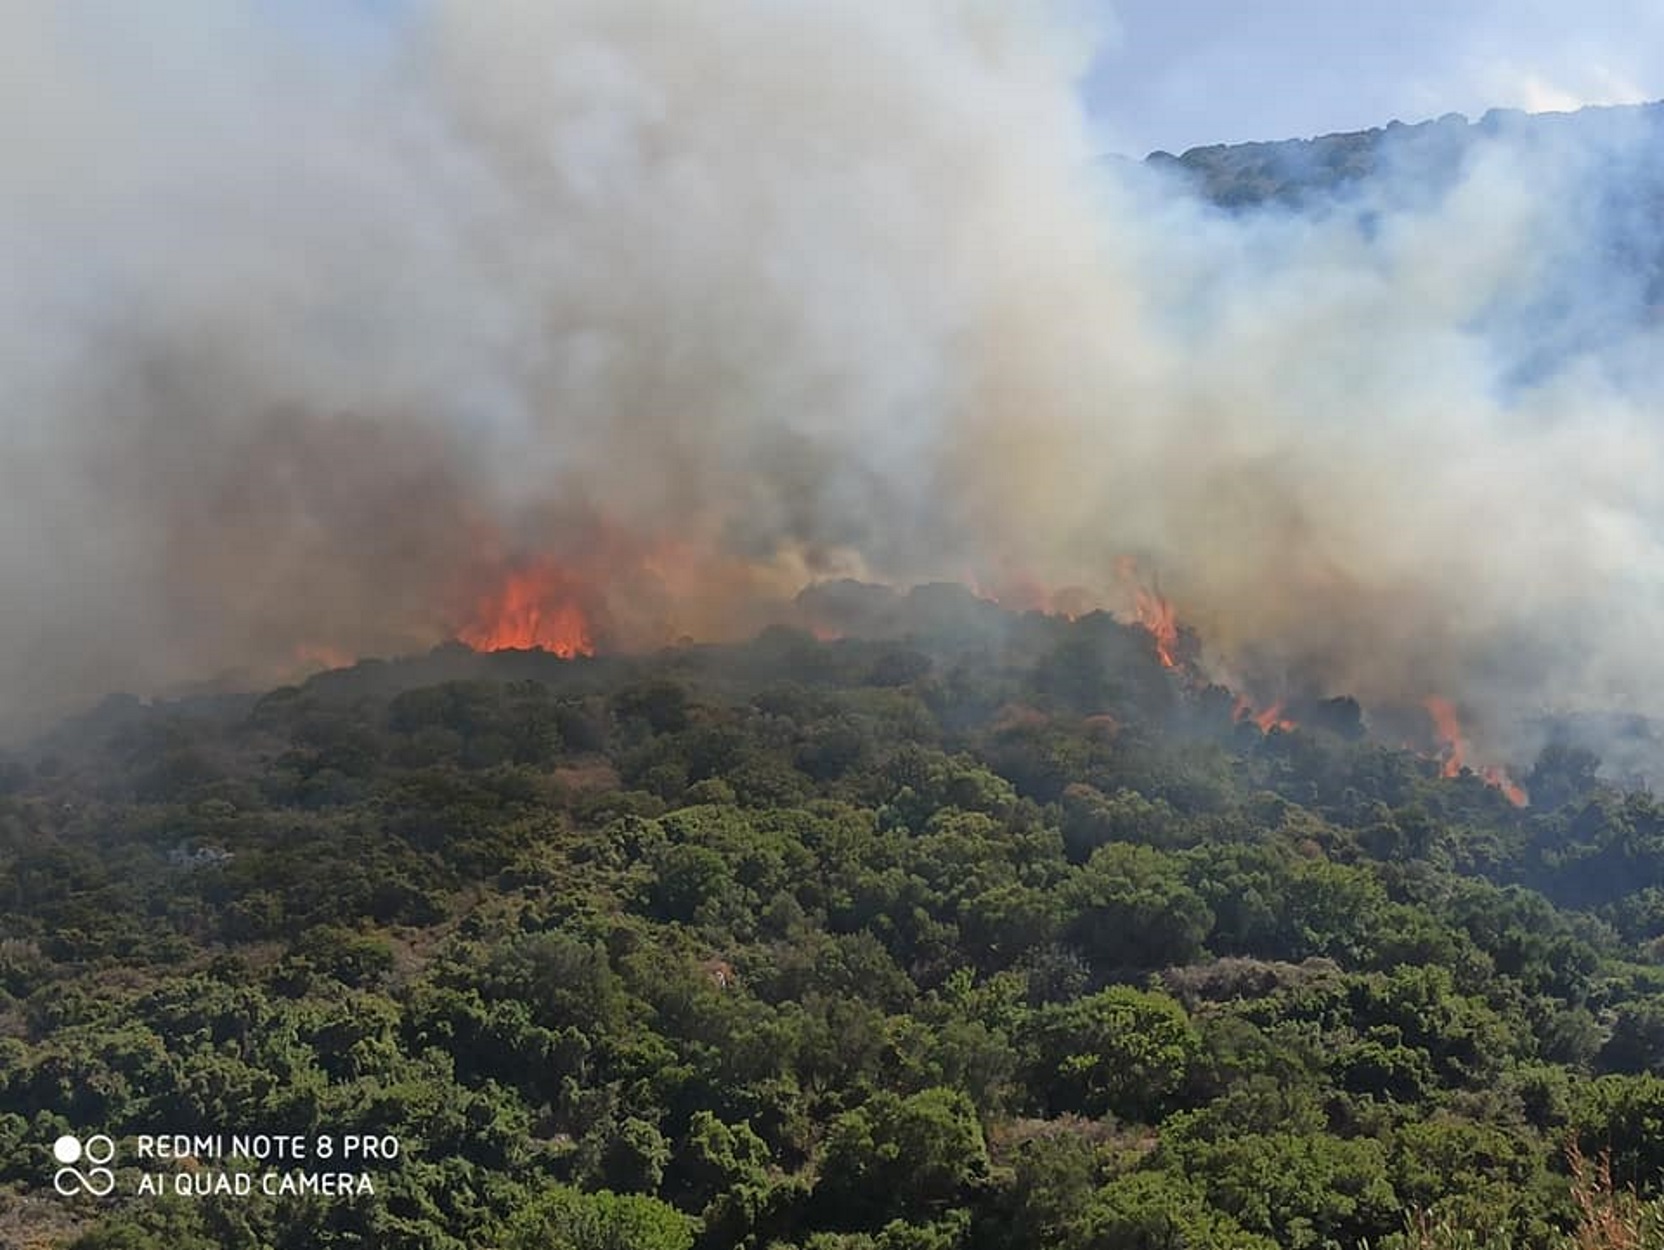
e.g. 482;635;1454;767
1424;695;1465;778
286;538;1528;813
458;557;595;657
1233;695;1298;733
1115;556;1179;669
293;643;354;672
1482;766;1529;807
964;558;1185;667
1253;701;1298;733
971;572;1092;621
1137;590;1179;668
1423;695;1526;806
973;572;1049;615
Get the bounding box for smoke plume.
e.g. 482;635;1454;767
5;1;1664;768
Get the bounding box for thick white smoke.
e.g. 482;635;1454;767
3;1;1663;769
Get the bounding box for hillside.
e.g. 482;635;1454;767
1150;100;1664;210
3;596;1664;1249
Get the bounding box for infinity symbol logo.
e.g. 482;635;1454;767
53;1134;116;1196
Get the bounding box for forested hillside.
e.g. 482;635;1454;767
3;596;1663;1249
1152;100;1664;211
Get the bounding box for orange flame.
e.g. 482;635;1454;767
1424;695;1465;778
971;572;1091;621
1115;557;1179;668
1253;701;1298;733
1137;590;1179;668
293;643;354;671
974;572;1051;615
1234;696;1297;733
1482;765;1528;807
1424;695;1526;805
458;557;595;657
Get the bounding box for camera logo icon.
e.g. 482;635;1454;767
53;1134;116;1196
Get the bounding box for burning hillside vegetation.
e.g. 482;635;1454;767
3;5;1664;786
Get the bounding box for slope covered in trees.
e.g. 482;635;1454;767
1;595;1662;1248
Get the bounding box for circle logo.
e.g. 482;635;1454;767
53;1134;116;1196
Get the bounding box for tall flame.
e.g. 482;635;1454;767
1424;694;1526;805
458;558;595;657
1116;556;1179;668
1424;695;1465;778
1482;765;1529;807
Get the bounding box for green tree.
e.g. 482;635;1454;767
1600;996;1664;1075
1065;844;1212;971
1576;1074;1664;1190
500;1184;695;1250
814;1088;987;1229
1023;986;1199;1121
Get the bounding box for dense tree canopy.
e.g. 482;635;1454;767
0;615;1660;1248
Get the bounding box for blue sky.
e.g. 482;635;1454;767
264;0;1664;159
1083;0;1664;156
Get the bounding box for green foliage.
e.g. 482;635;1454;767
1160;1128;1401;1248
1023;986;1199;1121
1577;1075;1664;1191
1065;843;1213;971
4;625;1662;1249
1084;1170;1279;1250
1599;996;1664;1074
500;1183;695;1250
815;1088;987;1229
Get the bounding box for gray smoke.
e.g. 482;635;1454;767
4;1;1664;773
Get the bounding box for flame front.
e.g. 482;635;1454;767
1482;766;1529;807
1137;590;1179;668
442;547;1524;808
1424;695;1466;778
1424;694;1526;805
1115;556;1179;668
1233;695;1297;733
971;571;1093;621
1252;701;1298;733
293;643;354;672
458;558;595;657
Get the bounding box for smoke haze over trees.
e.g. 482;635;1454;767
10;11;1664;1242
6;1;1664;773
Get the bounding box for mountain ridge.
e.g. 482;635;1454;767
1146;97;1664;209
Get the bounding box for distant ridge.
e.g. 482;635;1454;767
1146;98;1664;209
